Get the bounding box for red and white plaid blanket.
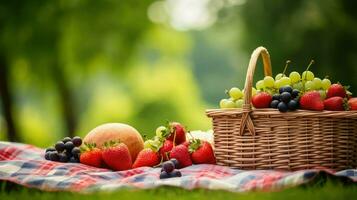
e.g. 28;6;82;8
0;141;355;193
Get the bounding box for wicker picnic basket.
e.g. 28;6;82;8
206;46;357;171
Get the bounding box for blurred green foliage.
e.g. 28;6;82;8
0;0;356;147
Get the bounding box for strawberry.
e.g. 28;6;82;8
132;148;160;168
170;144;192;168
159;139;173;161
324;97;347;111
189;139;216;164
348;98;357;110
102;141;132;171
167;122;186;145
326;84;346;98
300;91;324;111
252;92;272;108
80;143;103;168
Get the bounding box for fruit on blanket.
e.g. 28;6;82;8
189;139;216;164
327;84;346;98
79;143;103;168
324;97;346;111
300;91;324;111
132;148;160;168
251;92;272;108
159;140;174;161
45;136;82;163
83;123;144;161
170;144;192;168
159;159;182;179
102;141;132;171
167;122;186;145
348;98;357;110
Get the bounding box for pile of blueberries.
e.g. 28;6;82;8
45;136;82;163
271;86;300;112
160;158;182;179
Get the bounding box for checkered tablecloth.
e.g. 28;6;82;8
0;141;355;193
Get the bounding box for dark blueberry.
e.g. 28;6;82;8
288;100;299;110
162;161;175;173
280;92;291;103
292;89;300;98
69;157;79;163
71;147;81;159
279;86;293;94
170;158;180;168
159;171;172;179
64;141;75;151
45;147;56;152
62;137;72;143
171;170;182;177
55;141;65;152
49;151;60;161
270;100;280;108
272;94;281;101
58;153;69;163
278;102;288;112
72;136;82;147
45;152;51;160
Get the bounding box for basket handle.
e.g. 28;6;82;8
239;46;272;136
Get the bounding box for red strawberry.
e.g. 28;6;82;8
326;84;346;98
324;97;347;111
132;148;160;168
182;141;190;147
80;143;103;168
189;139;216;164
252;92;272;108
159;140;173;161
300;91;324;111
348;98;357;110
170;144;192;168
167;122;186;145
102;141;132;171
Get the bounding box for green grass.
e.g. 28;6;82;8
1;181;356;200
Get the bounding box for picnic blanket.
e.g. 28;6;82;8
0;141;356;193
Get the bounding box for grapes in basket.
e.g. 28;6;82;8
219;60;357;112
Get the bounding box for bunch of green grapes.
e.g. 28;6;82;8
219;87;257;109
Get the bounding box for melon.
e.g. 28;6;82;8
83;123;144;161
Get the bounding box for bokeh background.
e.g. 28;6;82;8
1;0;356;147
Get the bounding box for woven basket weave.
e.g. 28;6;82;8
206;46;357;171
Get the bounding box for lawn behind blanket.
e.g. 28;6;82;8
1;181;356;200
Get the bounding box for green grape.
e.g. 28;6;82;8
304;80;315;91
155;126;167;138
302;70;314;81
263;76;275;88
256;80;265;90
319;90;327;100
321;78;331;90
275;73;284;80
289;71;301;84
229;87;243;100
274;80;281;88
219;99;235;109
144;140;154;149
292;82;303;91
279;77;291;87
312;78;322;89
235;99;244;108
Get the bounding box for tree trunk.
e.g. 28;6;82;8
52;62;77;138
0;54;19;141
